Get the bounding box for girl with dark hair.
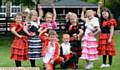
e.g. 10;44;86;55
97;4;117;68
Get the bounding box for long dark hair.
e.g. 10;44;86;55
100;7;113;22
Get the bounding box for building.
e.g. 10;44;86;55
41;0;97;23
0;0;97;33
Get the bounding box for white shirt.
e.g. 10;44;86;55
61;42;71;55
43;42;55;63
30;21;39;28
85;17;99;36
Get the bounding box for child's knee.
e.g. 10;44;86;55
55;57;64;64
45;63;53;70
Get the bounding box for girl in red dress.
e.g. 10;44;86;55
97;6;117;68
10;13;28;67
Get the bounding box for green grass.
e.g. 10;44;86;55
0;32;120;70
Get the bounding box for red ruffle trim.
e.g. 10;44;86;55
9;23;23;32
98;33;116;56
102;19;117;27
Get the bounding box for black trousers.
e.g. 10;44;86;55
61;53;78;69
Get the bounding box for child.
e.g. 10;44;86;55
65;12;73;32
22;8;30;22
60;34;78;70
97;6;117;68
40;4;57;30
24;10;42;67
40;30;64;70
23;5;43;26
66;12;84;67
10;13;28;67
80;8;101;69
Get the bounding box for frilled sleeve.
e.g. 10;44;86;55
9;23;17;31
102;19;117;27
109;19;117;27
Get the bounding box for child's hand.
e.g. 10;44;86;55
18;35;22;38
50;59;54;64
72;23;77;26
73;33;77;38
82;7;86;11
38;4;42;9
51;4;55;8
108;38;112;44
30;32;36;36
44;33;49;37
70;25;73;28
98;1;103;7
89;32;94;36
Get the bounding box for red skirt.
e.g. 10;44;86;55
10;36;28;61
97;33;116;56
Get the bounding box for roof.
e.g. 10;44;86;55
41;0;97;8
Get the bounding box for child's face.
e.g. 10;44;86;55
45;14;53;22
31;12;38;22
102;11;109;19
49;34;56;42
69;15;77;24
62;35;70;43
86;10;94;19
15;15;22;24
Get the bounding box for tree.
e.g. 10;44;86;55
0;0;2;6
12;0;36;8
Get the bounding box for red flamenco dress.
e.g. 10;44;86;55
10;23;28;61
98;19;117;56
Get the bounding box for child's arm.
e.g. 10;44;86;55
38;27;42;33
11;27;22;38
92;26;101;36
23;24;34;36
108;26;114;43
78;29;84;40
38;4;43;19
97;3;101;18
89;18;101;36
39;28;48;42
65;12;72;22
81;8;86;21
51;4;56;21
37;4;43;24
68;24;74;31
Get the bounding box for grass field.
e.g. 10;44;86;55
0;32;120;70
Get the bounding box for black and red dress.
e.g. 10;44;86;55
98;19;117;56
67;22;85;57
10;23;28;61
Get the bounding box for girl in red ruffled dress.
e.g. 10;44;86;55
97;7;117;68
10;13;28;67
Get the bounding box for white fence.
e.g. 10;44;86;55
0;5;21;17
